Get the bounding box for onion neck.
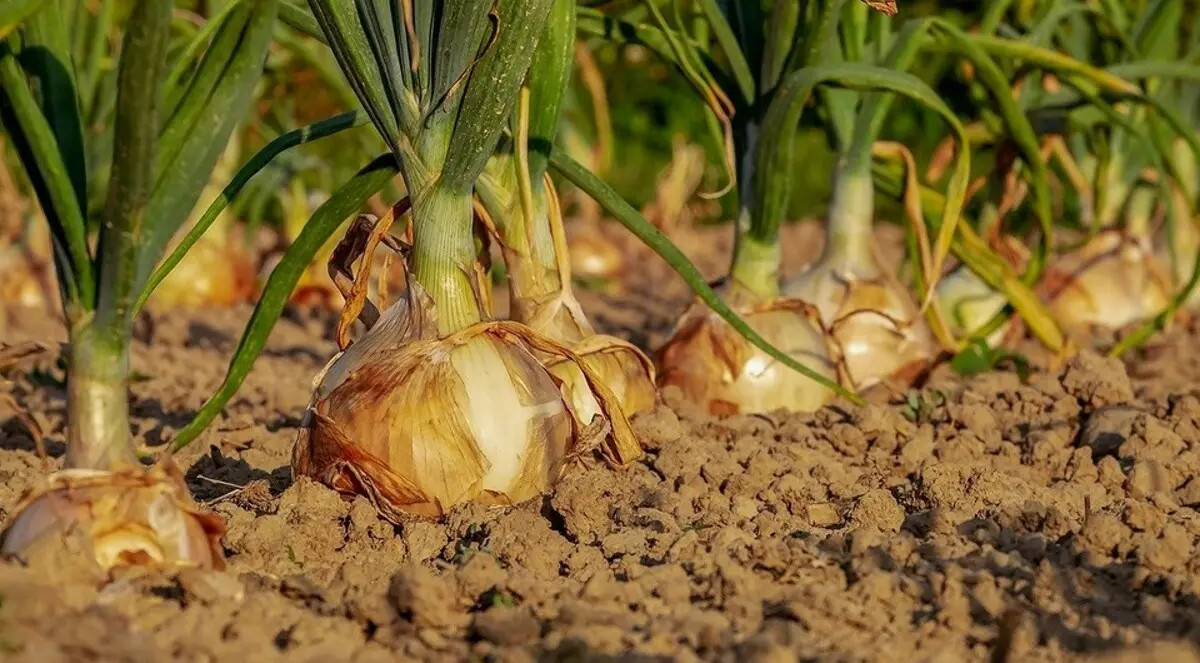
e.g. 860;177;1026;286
66;322;139;471
410;185;484;335
730;233;781;301
821;161;877;273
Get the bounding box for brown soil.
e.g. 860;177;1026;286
4;220;1200;662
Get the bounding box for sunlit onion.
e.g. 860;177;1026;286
657;283;836;415
785;254;935;391
1043;230;1171;333
292;283;641;521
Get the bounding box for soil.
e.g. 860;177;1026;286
4;220;1200;662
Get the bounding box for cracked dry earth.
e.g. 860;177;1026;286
4;222;1200;662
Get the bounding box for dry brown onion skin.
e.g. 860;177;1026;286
1043;231;1172;334
544;334;658;424
294;329;576;521
292;280;643;522
0;461;225;574
656;287;837;416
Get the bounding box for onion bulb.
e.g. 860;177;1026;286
783;169;935;390
785;259;934;390
657;282;837;416
1042;230;1171;333
0;462;225;573
150;234;256;309
292;280;642;521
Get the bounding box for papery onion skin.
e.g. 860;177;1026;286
294;328;576;521
657;289;836;416
1043;231;1172;333
545;335;657;425
786;263;935;391
0;463;225;573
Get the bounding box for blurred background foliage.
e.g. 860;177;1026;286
18;0;1185;243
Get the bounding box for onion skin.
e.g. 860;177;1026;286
785;260;935;391
1043;231;1171;334
544;334;657;425
656;284;836;416
296;331;575;520
0;462;225;574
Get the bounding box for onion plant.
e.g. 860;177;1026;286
926;0;1200;353
581;1;973;413
285;0;652;520
0;0;278;571
272;0;879;519
476;0;658;425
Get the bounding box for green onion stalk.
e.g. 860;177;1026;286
291;0;645;521
0;0;277;574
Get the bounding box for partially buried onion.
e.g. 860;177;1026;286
292;257;641;521
657;281;837;416
0;461;224;573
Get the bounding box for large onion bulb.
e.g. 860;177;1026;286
0;462;225;573
657;283;836;415
292;283;641;521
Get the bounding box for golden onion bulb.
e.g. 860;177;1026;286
293;286;641;521
657;284;836;416
1043;230;1171;333
784;258;935;390
0;463;225;572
